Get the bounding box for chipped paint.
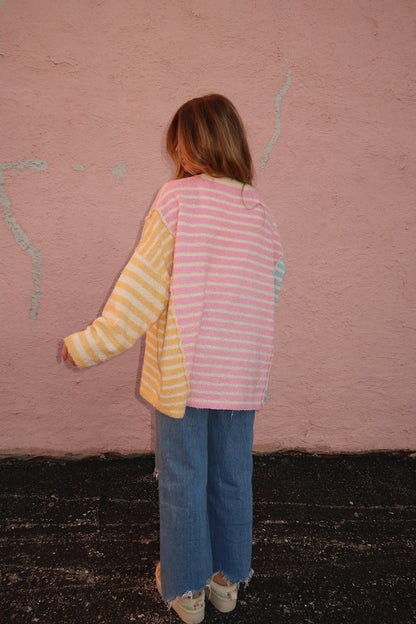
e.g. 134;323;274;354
74;164;86;171
260;70;291;170
109;163;127;182
0;160;48;321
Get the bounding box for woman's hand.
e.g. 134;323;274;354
62;343;77;367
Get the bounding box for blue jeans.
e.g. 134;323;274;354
155;406;255;603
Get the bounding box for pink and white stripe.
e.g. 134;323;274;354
156;175;284;410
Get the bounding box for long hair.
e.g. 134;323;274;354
166;94;253;185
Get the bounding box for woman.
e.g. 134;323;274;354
63;94;285;623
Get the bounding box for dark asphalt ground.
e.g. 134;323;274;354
0;453;415;624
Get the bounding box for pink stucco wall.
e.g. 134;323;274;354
1;1;415;456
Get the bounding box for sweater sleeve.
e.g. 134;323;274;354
64;209;174;369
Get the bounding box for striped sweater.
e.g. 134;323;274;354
65;174;285;418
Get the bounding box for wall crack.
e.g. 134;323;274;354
260;69;291;170
0;160;48;321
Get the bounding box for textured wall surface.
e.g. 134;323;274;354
1;0;415;455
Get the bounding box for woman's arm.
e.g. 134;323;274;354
62;209;174;369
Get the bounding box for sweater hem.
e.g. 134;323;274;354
185;399;263;411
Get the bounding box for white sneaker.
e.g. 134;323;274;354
206;577;238;613
156;562;205;624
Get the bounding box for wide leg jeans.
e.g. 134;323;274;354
155;407;255;603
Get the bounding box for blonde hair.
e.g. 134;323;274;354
166;94;253;185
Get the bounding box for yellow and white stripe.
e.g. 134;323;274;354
140;299;189;418
64;209;190;418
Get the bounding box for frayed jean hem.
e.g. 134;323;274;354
209;567;254;588
164;585;207;610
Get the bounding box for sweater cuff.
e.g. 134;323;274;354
64;334;90;369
